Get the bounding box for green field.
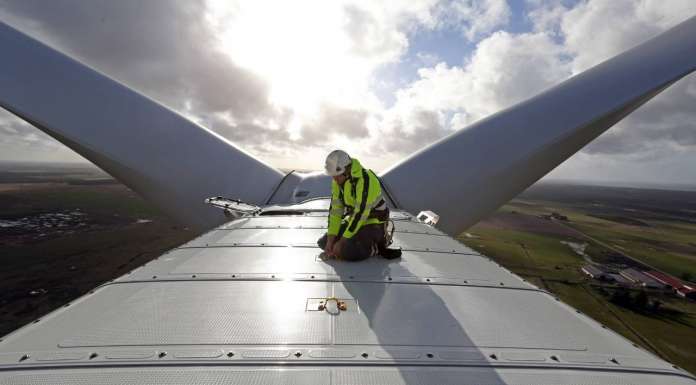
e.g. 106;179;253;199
460;198;696;374
569;219;696;279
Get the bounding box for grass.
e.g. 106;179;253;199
567;220;696;278
461;227;587;281
504;200;696;279
544;282;637;342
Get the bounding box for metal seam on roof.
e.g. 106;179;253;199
97;278;544;294
217;227;451;237
0;361;692;380
173;245;481;256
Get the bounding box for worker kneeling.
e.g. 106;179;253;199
317;150;393;261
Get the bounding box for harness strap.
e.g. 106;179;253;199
368;199;387;219
347;169;370;233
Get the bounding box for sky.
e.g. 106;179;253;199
0;0;695;186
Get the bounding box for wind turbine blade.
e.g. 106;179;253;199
381;16;696;236
0;21;284;231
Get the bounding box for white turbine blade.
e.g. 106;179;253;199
0;21;284;231
381;16;696;236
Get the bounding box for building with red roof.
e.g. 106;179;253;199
619;268;664;288
644;270;684;290
644;271;695;299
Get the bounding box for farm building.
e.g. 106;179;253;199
581;265;606;279
644;271;685;290
606;273;633;287
619;268;664;288
677;286;696;300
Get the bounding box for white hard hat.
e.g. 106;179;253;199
324;150;351;176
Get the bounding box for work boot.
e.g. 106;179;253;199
379;246;402;260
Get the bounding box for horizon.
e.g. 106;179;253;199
2;159;696;193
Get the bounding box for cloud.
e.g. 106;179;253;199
0;113;83;161
201;111;294;154
377;29;571;155
342;4;408;63
0;0;273;121
379;109;450;154
528;0;568;35
557;0;696;73
436;0;511;41
301;105;369;143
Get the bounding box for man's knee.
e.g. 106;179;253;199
340;238;369;261
317;233;328;249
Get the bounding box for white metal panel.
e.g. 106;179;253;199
120;245;522;287
333;368;696;385
219;216;328;230
195;214;480;252
333;283;588;351
0;367;693;385
0;279;667;361
0;368;327;385
391;232;477;253
1;282;333;349
218;214;445;235
392;220;448;235
187;228;326;247
119;212;521;287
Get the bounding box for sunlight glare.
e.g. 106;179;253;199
207;0;376;119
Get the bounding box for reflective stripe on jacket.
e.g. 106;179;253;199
327;158;385;239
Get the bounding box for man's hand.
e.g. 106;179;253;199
324;235;337;256
332;237;346;258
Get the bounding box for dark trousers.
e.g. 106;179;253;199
317;223;386;261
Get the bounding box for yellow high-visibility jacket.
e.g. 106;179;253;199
328;158;386;239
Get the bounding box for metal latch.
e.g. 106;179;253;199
318;297;347;314
306;298;356;314
416;210;439;226
205;196;261;218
